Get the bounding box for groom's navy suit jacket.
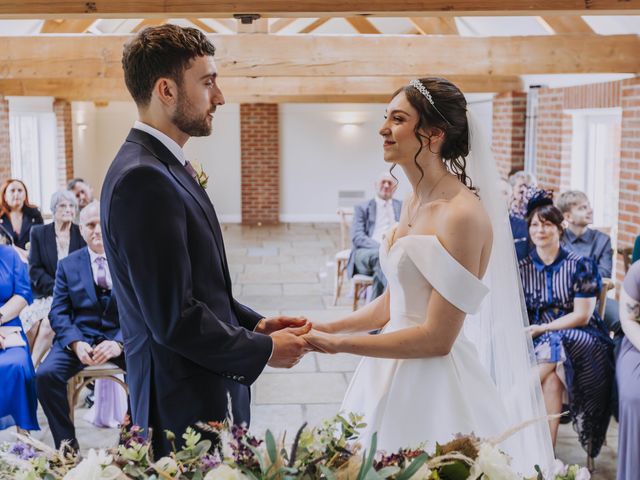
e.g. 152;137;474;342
101;129;273;455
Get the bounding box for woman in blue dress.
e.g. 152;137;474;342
518;192;613;458
0;243;37;431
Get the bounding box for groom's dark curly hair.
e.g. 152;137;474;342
122;24;216;107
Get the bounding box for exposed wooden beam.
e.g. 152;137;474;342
299;18;330;33
346;17;381;34
1;1;639;18
1;34;637;78
409;17;458;34
269;18;296;33
131;18;168;33
0;76;523;102
538;16;595;34
188;18;217;33
40;19;95;33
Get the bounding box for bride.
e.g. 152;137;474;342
304;78;554;474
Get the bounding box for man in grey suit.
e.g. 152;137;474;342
347;172;402;299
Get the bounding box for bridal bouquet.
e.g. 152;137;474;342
0;413;589;480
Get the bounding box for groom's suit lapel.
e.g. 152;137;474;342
125;129;232;293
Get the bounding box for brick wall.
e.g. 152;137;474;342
492;92;527;178
617;78;640;280
0;97;11;180
240;103;280;225
534;89;567;192
53;99;74;187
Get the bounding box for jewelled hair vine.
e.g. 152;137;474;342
409;79;452;126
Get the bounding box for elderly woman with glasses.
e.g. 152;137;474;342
19;190;86;366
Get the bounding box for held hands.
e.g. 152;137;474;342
71;340;122;366
303;329;341;354
267;323;314;369
256;315;309;335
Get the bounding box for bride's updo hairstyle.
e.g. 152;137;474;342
393;77;476;193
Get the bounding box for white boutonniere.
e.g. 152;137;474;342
191;161;209;189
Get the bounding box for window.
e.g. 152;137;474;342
8;98;57;212
569;108;622;229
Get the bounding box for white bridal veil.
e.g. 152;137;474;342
463;110;555;474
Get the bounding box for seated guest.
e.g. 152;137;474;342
508;171;537;260
37;201;124;450
0;179;44;260
556;190;621;352
519;191;614;458
67;178;94;215
20;190;86;367
616;261;640;480
347;172;402;299
0;241;37;432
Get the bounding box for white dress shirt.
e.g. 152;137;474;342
88;248;112;290
371;197;396;244
133;121;187;166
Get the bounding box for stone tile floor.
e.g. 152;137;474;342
1;223;618;478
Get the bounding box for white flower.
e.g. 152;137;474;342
63;449;121;480
218;430;235;460
204;464;249;480
409;464;432;479
575;467;591;480
550;459;568;477
469;443;519;480
153;456;179;476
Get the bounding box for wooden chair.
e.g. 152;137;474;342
333;208;354;305
618;246;633;274
67;363;128;423
352;274;373;311
597;278;615;320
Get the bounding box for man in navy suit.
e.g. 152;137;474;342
347;172;402;299
100;25;311;456
37;201;123;450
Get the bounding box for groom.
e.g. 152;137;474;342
101;24;312;456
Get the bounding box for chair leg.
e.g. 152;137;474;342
67;378;75;423
353;284;360;311
334;264;344;306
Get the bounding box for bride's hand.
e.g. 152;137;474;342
303;329;341;354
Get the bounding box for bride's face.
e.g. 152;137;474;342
379;92;425;164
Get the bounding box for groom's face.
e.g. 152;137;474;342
172;55;225;137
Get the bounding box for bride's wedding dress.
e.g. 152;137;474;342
341;234;509;451
340;111;554;475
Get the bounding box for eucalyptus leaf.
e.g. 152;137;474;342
266;429;277;464
396;453;430;480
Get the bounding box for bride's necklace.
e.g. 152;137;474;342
407;172;449;228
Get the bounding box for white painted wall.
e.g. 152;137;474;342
70;98;494;223
279;100;493;222
71;101;242;222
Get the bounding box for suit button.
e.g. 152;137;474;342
232;375;238;380
237;376;245;382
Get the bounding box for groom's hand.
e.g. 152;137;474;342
256;316;309;335
267;324;313;368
